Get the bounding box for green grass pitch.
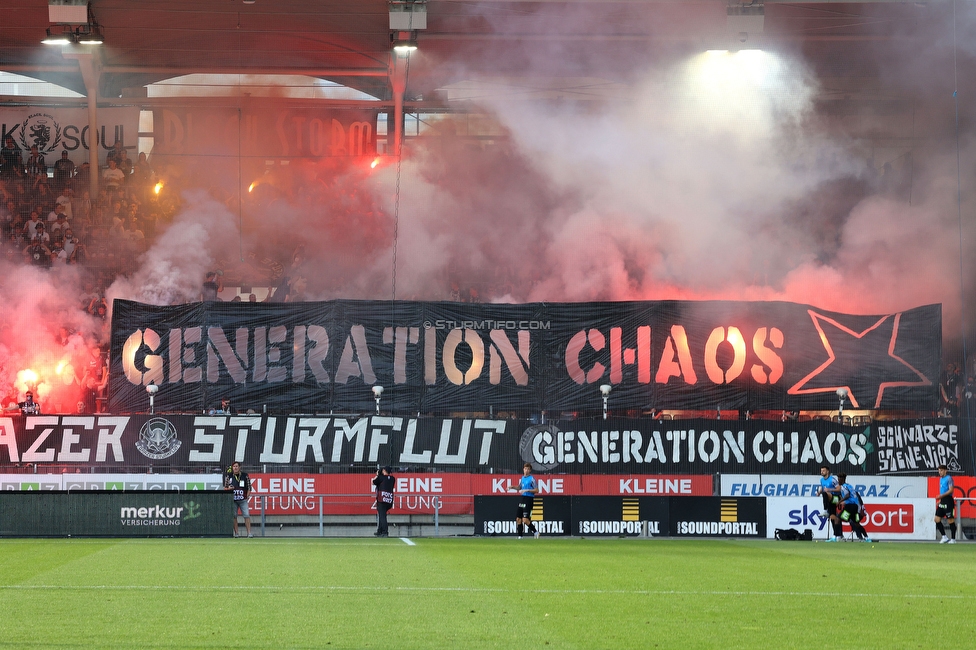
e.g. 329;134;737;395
0;537;973;649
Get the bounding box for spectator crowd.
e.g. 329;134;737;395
1;137;171;279
0;138;180;414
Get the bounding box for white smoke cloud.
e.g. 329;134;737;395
106;190;238;306
383;49;865;305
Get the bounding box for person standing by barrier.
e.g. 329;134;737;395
225;462;252;538
936;464;957;544
817;464;841;541
373;466;395;537
509;463;539;539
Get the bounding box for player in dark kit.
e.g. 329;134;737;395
835;474;871;543
935;464;957;544
509;463;539;539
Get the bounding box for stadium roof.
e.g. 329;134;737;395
0;1;961;106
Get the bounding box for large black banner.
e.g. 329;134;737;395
109;299;941;414
0;415;966;475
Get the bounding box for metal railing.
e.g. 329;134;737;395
237;493;475;537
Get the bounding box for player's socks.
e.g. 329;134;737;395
949;523;957;538
517;523;524;536
936;522;946;536
528;523;537;534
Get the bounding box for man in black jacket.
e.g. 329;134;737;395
372;466;395;537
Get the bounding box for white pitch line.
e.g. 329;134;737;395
1;585;974;600
401;537;416;546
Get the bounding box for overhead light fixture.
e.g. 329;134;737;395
42;26;73;45
42;24;103;45
390;2;424;55
391;30;418;54
44;2;104;45
76;23;103;45
393;40;418;54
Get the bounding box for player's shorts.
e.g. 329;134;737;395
234;499;250;517
516;496;534;518
839;503;861;522
822;493;838;511
936;496;955;519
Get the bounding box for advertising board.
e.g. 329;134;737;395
721;474;928;499
0;491;230;537
474;495;572;536
668;497;766;537
245;473;711;516
765;497;935;540
571;496;669;536
474;496;765;538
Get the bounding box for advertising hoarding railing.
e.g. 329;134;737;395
0;491;231;537
474;496;767;539
0;480;967;540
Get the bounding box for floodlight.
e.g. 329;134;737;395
42;27;72;45
76;24;103;45
836;387;848;417
146;381;158;414
600;384;611;420
372;385;384;414
393;40;417;54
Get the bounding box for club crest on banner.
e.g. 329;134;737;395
136;418;182;460
17;113;63;154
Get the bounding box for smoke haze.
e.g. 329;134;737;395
3;1;976;407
